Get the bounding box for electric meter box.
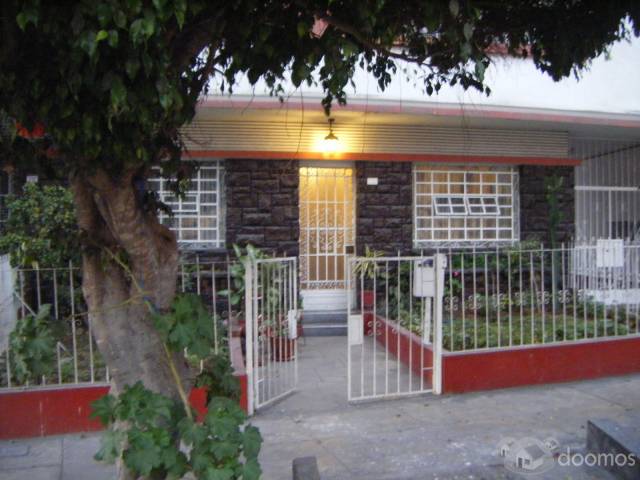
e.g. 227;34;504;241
413;257;446;297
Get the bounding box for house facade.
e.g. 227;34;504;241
154;94;640;311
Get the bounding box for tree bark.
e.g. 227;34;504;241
70;169;193;478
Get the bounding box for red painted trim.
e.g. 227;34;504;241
185;150;580;166
442;336;640;394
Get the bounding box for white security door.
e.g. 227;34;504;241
299;166;355;310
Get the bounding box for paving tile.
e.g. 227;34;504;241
0;465;61;480
0;437;61;471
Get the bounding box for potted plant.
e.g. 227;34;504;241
260;264;298;362
220;244;268;336
221;244;299;362
353;245;384;335
264;314;298;362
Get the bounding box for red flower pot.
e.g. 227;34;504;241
361;290;375;310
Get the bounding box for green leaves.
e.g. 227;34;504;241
91;393;117;425
124;429;172;476
243;425;262;460
153;294;215;359
94;429;126;463
185;396;262;480
109;76;127;113
195;353;241;403
92;384;261;480
8;305;56;383
130;17;156;44
16;4;39;30
96;30;109;42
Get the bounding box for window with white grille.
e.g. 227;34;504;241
148;161;224;249
414;165;518;246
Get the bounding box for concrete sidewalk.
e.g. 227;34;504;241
0;433;112;480
1;337;638;479
252;337;638;479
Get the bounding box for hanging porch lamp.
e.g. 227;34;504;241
322;117;340;154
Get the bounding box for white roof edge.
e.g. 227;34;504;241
198;94;640;129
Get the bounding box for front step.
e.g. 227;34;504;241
302;310;347;336
587;418;640;479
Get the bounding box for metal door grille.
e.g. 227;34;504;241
299;166;355;290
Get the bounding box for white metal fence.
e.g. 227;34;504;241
439;243;640;352
347;255;445;402
0;258;236;390
244;257;298;415
345;244;639;362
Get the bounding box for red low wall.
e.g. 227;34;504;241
443;336;640;393
0;337;249;440
0;384;109;439
374;315;640;395
373;314;433;385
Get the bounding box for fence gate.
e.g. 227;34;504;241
347;255;445;402
244;257;298;414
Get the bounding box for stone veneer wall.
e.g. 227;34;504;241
519;165;575;245
355;161;414;255
222;161;573;258
225;159;299;256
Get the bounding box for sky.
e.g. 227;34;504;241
210;36;640;116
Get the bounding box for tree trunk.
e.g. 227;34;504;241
70;169;192;478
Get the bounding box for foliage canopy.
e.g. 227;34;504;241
1;1;637;176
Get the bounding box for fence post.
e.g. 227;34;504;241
244;258;255;416
433;253;446;395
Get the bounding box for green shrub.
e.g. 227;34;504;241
0;183;80;267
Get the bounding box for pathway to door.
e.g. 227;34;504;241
250;337;637;480
263;335;422;416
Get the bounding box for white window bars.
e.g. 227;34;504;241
414;165;518;246
573;139;640;244
148;161;224;249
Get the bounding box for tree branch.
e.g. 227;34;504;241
318;13;432;66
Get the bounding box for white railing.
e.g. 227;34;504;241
439;244;640;352
348;244;640;354
0;258;237;391
347;255;445;402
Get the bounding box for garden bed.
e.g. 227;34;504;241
379;301;639;352
0;336;249;439
373;314;640;395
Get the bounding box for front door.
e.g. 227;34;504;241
299;165;355;310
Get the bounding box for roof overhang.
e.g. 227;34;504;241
198;94;640;140
183;95;639;165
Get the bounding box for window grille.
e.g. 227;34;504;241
414;165;518;246
148;161;224;249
